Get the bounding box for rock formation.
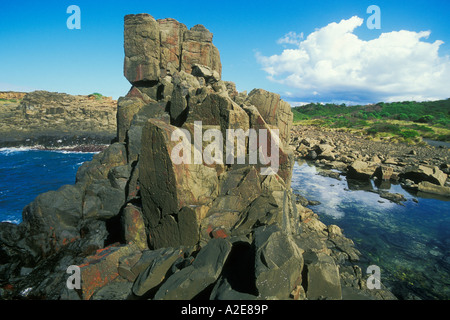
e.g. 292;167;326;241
0;91;27;100
0;91;117;149
0;14;394;300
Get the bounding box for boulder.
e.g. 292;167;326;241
200;166;262;240
347;160;376;180
401;165;447;186
75;143;128;189
126;101;168;162
417;181;450;197
116;96;146;143
132;247;185;297
21;184;83;258
378;191;407;204
191;64;220;84
253;225;304;300
373;165;394;181
90;279;133;300
153;238;232;299
185;91;249;140
122;204;148;250
78;244;139;300
303;251;342;300
82;178;126;220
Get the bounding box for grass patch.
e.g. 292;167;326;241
292;98;450;143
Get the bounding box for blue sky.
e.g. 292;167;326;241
1;0;449;105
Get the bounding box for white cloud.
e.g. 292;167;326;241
257;16;450;104
277;31;304;46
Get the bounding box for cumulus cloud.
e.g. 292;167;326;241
277;31;304;46
257;16;450;104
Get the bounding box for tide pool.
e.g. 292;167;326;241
292;160;450;300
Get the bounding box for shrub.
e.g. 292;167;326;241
367;122;401;135
399;129;419;139
396;113;409;120
416;115;435;123
90;92;103;100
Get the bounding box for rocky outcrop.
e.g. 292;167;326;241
123;14;221;88
0;91;27;100
0;14;394;301
0;91;117;148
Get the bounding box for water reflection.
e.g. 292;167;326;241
292;160;450;300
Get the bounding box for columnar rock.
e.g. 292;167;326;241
123;14;161;83
181;25;222;77
123;13;221;85
158;18;188;74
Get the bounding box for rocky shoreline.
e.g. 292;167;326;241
0;14;397;301
291;125;450;200
0;91;117;149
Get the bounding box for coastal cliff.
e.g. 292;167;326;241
0;14;395;300
0;91;116;149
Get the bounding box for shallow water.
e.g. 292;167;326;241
291;160;450;300
422;139;450;149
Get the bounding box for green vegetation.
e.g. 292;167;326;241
292;99;450;143
0;98;18;103
89;92;104;100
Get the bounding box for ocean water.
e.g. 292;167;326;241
0;148;95;224
292;160;450;300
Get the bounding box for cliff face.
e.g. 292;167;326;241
0;14;394;301
0;91;117;148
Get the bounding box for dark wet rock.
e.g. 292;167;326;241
378;191;407;204
91;278;133;300
153;238;232;300
132;247;185;297
317;170;341;180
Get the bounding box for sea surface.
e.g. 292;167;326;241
292;160;450;300
1;149;449;300
0;148;95;224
